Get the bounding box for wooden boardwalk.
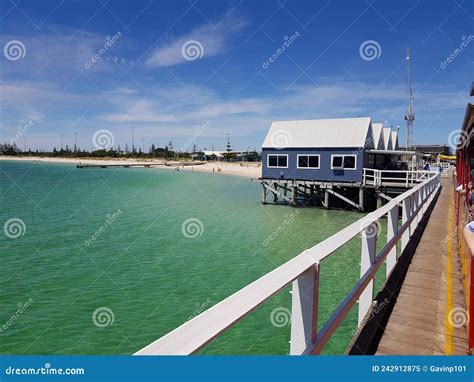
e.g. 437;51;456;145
376;175;468;355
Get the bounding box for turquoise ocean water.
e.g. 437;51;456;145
0;160;387;355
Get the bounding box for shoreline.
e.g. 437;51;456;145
0;156;262;179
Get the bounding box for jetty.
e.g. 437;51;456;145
77;163;161;168
134;167;470;356
76;161;205;169
375;176;467;355
133;85;474;356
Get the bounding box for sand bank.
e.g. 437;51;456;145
0;156;262;179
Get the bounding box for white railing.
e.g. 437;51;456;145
363;168;432;187
135;172;441;355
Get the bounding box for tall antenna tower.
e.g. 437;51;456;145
404;48;415;149
226;133;232;153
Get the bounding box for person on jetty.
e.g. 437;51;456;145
462;176;474;254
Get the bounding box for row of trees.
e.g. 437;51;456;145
0;142;262;162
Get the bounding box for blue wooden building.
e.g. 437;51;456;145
260;117;409;210
261;117;376;182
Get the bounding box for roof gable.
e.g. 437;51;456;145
372;123;385;150
391;131;399;150
382;127;393;150
262;117;372;149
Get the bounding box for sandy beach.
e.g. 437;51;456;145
0;156;262;179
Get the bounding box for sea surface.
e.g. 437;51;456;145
0;160;387;355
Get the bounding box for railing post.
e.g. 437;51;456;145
401;196;411;252
290;263;319;355
419;186;424;215
424;183;429;212
386;205;398;277
410;191;419;232
358;222;377;326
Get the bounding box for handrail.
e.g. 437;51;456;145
363;168;432;187
135;171;440;355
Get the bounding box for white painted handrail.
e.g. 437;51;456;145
363;168;432;187
135;171;440;355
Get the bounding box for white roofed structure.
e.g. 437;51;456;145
261;117;374;149
390;131;399;150
371;123;385;150
382;127;393;150
203;150;224;158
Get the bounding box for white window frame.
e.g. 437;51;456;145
331;154;357;170
267;154;289;169
297;154;320;169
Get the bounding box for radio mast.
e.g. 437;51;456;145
404;48;415;149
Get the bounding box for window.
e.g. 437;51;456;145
332;156;343;168
344;156;356;169
297;154;320;169
267;154;288;168
331;154;357;170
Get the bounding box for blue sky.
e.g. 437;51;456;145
0;0;472;152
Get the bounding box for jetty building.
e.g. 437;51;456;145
260;117;415;210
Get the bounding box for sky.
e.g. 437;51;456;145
0;0;473;152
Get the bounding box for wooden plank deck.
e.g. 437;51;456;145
376;175;468;355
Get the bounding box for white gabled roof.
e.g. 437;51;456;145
382;127;393;150
261;117;373;149
391;131;399;150
203;150;224;157
371;123;385;150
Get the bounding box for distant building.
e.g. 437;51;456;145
410;144;451;159
261;117;405;183
191;150;247;161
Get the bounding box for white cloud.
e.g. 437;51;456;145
100;99;176;123
145;16;247;68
